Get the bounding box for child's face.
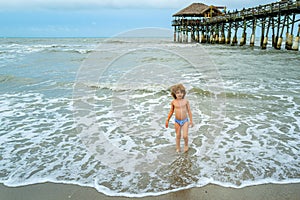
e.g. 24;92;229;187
175;90;184;99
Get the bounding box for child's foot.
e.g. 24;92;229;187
184;146;189;153
176;149;180;153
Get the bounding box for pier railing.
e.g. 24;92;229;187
206;0;299;24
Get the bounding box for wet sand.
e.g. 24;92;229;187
1;182;300;200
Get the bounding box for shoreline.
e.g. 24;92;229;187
1;182;300;200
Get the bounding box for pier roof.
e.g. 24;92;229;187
172;3;223;17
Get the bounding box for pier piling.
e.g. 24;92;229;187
250;19;257;47
292;24;300;50
231;22;239;46
286;13;296;49
240;20;247;46
260;18;266;48
262;18;271;49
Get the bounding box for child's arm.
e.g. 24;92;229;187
166;101;174;128
186;100;194;127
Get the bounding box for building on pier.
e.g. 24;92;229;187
172;0;300;50
173;3;224;18
172;3;225;43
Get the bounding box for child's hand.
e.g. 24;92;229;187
189;122;194;128
165;120;169;128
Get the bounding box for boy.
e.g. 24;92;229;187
165;84;193;152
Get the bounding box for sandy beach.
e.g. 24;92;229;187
1;182;299;200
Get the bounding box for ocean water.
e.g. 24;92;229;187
0;32;299;197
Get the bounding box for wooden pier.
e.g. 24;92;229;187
172;0;300;50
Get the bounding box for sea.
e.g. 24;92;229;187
0;28;299;197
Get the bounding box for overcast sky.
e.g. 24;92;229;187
0;0;277;37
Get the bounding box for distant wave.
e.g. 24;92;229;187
44;48;94;54
0;75;15;83
0;44;94;55
82;82;274;101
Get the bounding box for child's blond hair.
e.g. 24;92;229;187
170;84;186;99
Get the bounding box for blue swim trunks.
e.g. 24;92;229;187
175;118;188;126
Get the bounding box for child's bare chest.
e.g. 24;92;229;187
173;100;187;109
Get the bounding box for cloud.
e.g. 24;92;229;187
0;0;276;11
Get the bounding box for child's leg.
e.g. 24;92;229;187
175;123;181;152
182;122;189;152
